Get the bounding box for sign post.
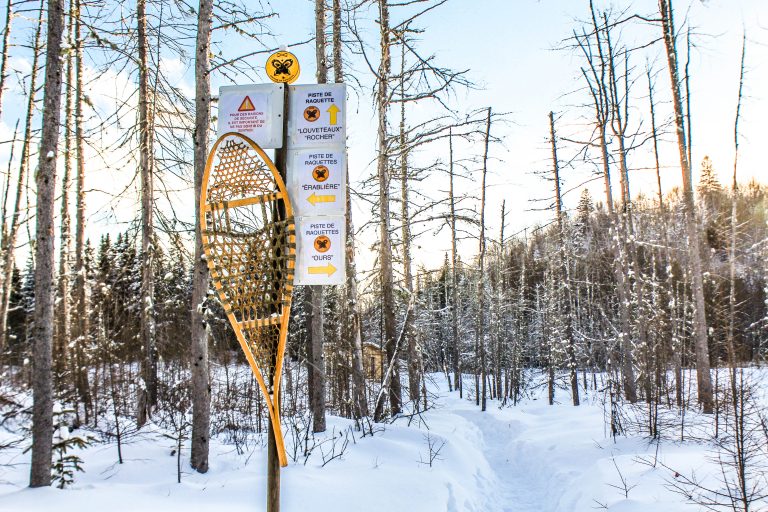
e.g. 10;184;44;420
210;50;349;512
265;48;297;512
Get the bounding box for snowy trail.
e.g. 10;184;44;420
452;408;543;511
440;391;577;512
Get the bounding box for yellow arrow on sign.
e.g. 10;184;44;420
327;104;340;125
307;192;336;205
308;263;337;276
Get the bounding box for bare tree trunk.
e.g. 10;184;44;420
605;30;652;402
582;2;637;403
477;107;491;412
55;7;74;388
30;0;65;488
549;112;579;406
190;0;212;473
399;54;419;405
648;65;679;407
448;129;461;397
307;0;328;433
658;0;713;413
333;0;367;420
0;0;43;353
373;0;401;421
137;0;157;426
72;0;91;422
493;201;505;402
726;32;745;383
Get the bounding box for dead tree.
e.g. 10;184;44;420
726;32;746;395
307;0;327;433
647;64;681;407
136;0;158;426
658;0;713;413
30;0;65;488
334;0;368;420
190;0;213;474
549;111;579;406
448;129;461;397
476;107;491;412
575;2;638;402
372;0;402;421
55;5;76;386
397;43;419;405
72;0;91;422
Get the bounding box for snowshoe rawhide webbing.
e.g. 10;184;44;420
200;132;295;467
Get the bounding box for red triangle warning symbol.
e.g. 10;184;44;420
238;96;255;112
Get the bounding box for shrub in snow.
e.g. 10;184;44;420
51;405;92;489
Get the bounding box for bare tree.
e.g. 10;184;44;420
575;2;637;402
476;107;490;412
72;0;91;423
372;0;402;421
726;32;745;384
448;128;461;397
30;0;66;488
334;0;368;420
658;0;713;413
549;111;579;406
307;0;327;433
190;0;213;474
397;43;419;405
136;0;158;426
54;5;74;387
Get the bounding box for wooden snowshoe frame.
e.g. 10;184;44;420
200;132;295;467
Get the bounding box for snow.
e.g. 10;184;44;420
1;373;765;512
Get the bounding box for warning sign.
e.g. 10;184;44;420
217;84;284;148
238;96;256;111
288;84;346;148
287;149;346;217
295;216;345;286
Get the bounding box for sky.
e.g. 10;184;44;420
262;0;768;274
0;0;766;276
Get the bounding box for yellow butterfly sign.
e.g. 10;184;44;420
266;50;300;84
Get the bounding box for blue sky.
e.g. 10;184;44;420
0;0;766;271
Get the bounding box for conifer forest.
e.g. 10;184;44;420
0;0;767;511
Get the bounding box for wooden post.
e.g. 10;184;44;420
267;408;280;511
266;81;291;512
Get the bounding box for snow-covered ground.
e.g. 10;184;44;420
1;374;765;511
